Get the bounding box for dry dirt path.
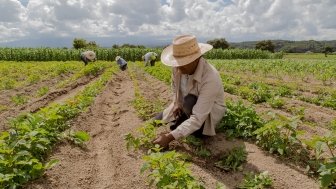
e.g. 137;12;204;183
25;69;319;189
26;71;149;189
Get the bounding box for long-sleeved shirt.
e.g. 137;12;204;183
81;51;96;61
143;52;157;65
162;57;226;139
116;57;127;67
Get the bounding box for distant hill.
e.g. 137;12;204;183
230;40;336;53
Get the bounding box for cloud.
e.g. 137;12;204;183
0;0;26;22
1;0;335;47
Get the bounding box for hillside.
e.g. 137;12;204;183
230;40;336;53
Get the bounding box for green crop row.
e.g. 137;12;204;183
0;65;118;188
0;48;282;62
140;62;336;188
0;61;82;91
211;59;336;83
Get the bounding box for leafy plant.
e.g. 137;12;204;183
267;96;285;109
254;114;303;156
36;86;49;97
288;106;305;120
238;171;273;189
196;146;212;158
318;157;336;188
141;150;205;189
63;130;90;147
184;136;211;158
247;82;272;103
218;100;264;139
185;135;203;147
215;146;247;171
124;120;163;151
11;94;28;106
304;131;336;185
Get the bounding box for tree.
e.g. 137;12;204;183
87;41;99;49
323;46;333;57
207;38;230;49
73;38;87;49
255;40;275;53
112;44;119;48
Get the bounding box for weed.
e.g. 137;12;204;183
268;96;285;109
36;86;49;97
11;94;28;106
215;146;247;171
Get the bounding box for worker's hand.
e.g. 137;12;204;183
153;133;175;149
173;106;183;119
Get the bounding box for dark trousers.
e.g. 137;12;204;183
150;60;155;66
120;64;127;71
155;94;205;138
81;56;88;66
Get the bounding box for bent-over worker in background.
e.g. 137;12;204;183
115;56;128;71
142;52;158;66
80;50;96;66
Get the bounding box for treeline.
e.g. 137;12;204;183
230;40;336;53
0;48;283;62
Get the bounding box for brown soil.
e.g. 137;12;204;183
0;75;99;132
25;69;319;189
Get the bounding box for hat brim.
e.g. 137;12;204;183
161;43;213;67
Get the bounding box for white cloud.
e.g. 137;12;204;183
1;0;335;46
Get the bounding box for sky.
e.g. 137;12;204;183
0;0;335;47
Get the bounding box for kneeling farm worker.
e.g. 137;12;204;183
153;34;226;149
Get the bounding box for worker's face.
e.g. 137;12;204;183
177;58;200;75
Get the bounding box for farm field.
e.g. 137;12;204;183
0;52;335;189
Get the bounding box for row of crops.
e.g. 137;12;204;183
0;48;283;62
0;63;119;188
0;62;112;115
138;61;336;188
127;65;273;188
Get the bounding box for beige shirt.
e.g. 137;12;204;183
162;57;226;139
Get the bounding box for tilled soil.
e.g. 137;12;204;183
0;74;99;132
25;69;319;189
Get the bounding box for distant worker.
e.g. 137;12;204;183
80;50;97;66
142;52;158;66
115;56;128;71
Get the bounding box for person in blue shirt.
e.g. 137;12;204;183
142;52;158;66
115;56;128;71
80;51;96;66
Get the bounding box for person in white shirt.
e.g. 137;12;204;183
80;51;96;65
153;35;226;149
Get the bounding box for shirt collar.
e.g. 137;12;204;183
192;57;205;83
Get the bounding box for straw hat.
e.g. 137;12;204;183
161;35;213;67
84;51;96;61
115;56;121;61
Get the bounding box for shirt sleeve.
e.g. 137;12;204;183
170;77;221;139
